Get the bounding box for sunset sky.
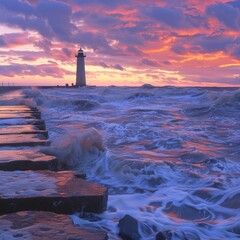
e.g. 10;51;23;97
0;0;239;86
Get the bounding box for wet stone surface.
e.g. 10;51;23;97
0;106;37;111
0;113;37;119
0;104;108;238
0;118;45;126
0;149;57;171
0;171;108;214
0;134;50;147
0;106;40;118
0;211;108;240
0;124;48;137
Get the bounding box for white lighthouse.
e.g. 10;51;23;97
75;48;86;87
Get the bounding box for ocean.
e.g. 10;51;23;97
3;86;240;239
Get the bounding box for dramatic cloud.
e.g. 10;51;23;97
206;2;240;30
144;6;206;29
0;62;73;78
141;59;160;67
172;34;240;59
96;61;124;71
0;0;239;86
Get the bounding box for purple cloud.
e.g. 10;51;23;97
172;34;240;59
113;64;124;71
0;0;75;40
94;61;124;71
98;62;109;68
72;0;131;10
141;58;160;67
127;46;143;56
206;2;240;30
144;5;206;29
0;37;6;46
0;63;73;78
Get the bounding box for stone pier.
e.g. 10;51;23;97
0;105;108;239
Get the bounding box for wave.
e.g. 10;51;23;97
182;106;214;117
182;89;240;117
21;87;101;111
212;89;240;107
127;92;154;100
41;127;105;170
73;99;101;111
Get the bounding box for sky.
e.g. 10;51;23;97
0;0;239;87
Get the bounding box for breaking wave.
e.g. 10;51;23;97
213;89;240;107
127;92;154;99
41;128;105;170
21;87;101;111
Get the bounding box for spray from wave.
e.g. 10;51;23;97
41;127;105;171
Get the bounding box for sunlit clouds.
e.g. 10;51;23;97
0;0;239;86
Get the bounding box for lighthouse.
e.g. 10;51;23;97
75;48;86;87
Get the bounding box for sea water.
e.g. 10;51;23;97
10;86;240;239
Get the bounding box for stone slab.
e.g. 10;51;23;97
0;171;108;214
0;109;37;112
0;118;45;126
0;109;38;113
0;134;49;147
0;211;108;240
0;149;57;171
0;124;47;131
0;113;34;119
0;113;39;119
0;125;48;137
0;106;36;111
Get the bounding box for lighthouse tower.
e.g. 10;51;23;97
75;48;86;87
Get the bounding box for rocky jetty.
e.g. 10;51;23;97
0;104;108;239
